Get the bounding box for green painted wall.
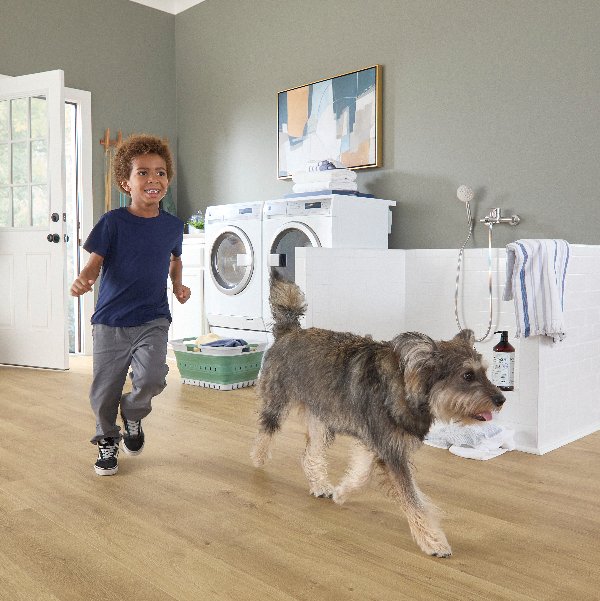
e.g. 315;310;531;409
0;0;176;224
3;0;599;249
175;0;600;248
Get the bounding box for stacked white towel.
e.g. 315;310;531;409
292;180;358;193
291;162;358;194
503;239;570;342
424;422;515;460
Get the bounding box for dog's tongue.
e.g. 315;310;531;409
476;411;493;421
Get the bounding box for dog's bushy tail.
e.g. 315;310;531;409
269;272;306;339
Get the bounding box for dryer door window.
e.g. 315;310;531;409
269;223;320;284
210;227;254;296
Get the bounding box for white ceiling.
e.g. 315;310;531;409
128;0;205;15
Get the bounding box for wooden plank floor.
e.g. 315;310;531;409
0;355;599;601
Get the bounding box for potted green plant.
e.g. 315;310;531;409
186;211;204;235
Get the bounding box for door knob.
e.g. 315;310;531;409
47;233;60;243
51;213;60;222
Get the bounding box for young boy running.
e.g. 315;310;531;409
71;134;190;475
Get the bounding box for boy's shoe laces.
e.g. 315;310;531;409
121;414;145;455
125;419;140;436
98;439;118;459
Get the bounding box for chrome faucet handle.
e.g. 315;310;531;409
479;208;520;226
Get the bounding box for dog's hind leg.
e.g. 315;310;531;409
251;430;274;468
302;411;335;498
250;403;283;468
384;462;452;558
251;380;293;467
333;442;376;504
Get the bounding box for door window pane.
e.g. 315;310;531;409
12;142;29;184
0;101;8;140
11;98;28;139
0;95;51;229
31;140;47;184
30;97;47;139
32;185;48;227
0;187;10;226
0;144;8;184
12;185;29;227
65;102;78;352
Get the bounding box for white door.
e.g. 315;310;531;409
0;70;68;369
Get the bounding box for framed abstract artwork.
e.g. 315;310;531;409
277;65;382;179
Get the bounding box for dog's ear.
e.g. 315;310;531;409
454;328;475;346
390;332;439;435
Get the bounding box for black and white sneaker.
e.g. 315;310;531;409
94;437;119;476
121;413;145;456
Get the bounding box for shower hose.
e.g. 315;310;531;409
454;222;494;343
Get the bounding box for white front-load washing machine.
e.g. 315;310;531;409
204;201;267;341
262;194;396;328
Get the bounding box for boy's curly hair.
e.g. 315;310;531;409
114;134;174;195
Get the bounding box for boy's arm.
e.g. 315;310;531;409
70;252;104;297
170;254;191;304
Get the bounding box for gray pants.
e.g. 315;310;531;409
89;318;170;444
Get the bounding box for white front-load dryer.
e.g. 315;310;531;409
204;202;266;337
262;194;395;329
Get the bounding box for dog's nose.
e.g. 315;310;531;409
492;393;506;407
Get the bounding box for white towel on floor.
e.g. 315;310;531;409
292;168;357;184
292;181;358;193
424;422;515;460
503;239;570;342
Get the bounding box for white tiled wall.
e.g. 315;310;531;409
295;248;406;341
296;245;600;455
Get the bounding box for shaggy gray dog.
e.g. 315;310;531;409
251;277;505;557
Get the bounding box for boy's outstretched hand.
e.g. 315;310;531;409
174;284;191;304
70;277;95;297
71;253;103;297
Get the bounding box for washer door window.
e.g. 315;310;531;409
210;227;254;295
268;222;320;283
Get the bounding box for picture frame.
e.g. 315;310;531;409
277;65;382;179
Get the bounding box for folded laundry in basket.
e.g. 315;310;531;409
195;333;221;346
201;338;248;348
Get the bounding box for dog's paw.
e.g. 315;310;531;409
431;547;452;558
417;534;452;558
310;483;334;499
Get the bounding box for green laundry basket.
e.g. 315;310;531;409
171;338;264;390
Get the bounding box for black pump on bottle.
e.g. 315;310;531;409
491;331;515;391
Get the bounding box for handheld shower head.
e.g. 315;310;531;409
456;185;474;204
456;185;474;225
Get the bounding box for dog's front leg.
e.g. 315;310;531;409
385;462;452;558
302;411;334;498
333;441;376;504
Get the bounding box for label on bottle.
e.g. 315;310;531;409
492;352;515;388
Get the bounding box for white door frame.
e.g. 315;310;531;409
64;87;93;355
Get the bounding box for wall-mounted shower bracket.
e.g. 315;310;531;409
480;208;521;226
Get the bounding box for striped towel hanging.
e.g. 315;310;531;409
503;239;570;342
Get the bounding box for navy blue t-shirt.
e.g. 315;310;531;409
84;208;184;327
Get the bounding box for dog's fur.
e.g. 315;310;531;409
251;277;506;557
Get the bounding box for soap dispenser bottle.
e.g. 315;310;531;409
492;331;515;391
